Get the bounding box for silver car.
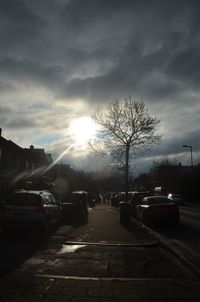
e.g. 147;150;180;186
0;190;61;233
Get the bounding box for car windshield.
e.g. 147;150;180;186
70;193;87;203
6;193;41;207
145;197;171;205
132;192;150;202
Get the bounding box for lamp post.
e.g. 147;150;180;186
182;145;193;170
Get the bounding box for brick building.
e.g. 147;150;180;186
0;128;53;199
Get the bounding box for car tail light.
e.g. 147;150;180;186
37;204;48;213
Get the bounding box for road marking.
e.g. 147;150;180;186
64;240;159;247
34;273;200;289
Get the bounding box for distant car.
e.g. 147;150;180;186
88;192;96;207
137;195;179;226
129;191;151;218
110;192;119;207
111;192;125;207
0;190;62;233
61;190;88;223
167;193;184;206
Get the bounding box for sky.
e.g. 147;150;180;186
0;0;200;176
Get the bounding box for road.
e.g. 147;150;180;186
180;206;200;230
0;204;198;282
150;206;200;253
145;205;200;280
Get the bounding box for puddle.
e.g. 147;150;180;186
57;244;86;254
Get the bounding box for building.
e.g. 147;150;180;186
0;128;53;199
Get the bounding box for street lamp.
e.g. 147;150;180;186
182;145;193;169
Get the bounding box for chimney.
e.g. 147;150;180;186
0;128;2;137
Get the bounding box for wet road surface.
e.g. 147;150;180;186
150;206;200;259
1;204;193;281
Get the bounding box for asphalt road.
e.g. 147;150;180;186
180;206;200;230
150;206;200;256
0;204;197;282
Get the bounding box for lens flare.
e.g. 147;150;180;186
69;117;97;146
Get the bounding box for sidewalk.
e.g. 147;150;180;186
0;204;200;301
1;273;200;301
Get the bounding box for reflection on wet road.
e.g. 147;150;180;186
0;205;197;281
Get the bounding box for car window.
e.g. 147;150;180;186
6;193;41;207
132;192;150;202
43;194;55;205
70;193;88;203
140;199;148;205
146;197;170;205
71;194;82;203
50;194;57;204
48;194;57;205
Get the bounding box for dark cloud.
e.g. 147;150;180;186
0;0;200;172
0;0;39;23
53;0;200;103
1;0;200;103
0;0;44;52
0;57;63;93
166;45;200;88
6;118;36;129
0;106;13;125
145;130;200;159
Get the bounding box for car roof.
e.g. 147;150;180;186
13;189;50;195
133;191;150;194
169;193;180;196
72;190;88;194
144;195;168;200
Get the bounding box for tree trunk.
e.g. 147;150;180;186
124;143;130;202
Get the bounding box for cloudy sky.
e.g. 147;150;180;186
1;0;200;175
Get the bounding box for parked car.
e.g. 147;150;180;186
0;190;62;233
111;192;125;207
61;190;88;223
110;192;119;207
88;192;96;207
129;191;151;218
167;193;184;205
136;195;179;226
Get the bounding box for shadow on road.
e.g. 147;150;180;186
121;219;157;243
151;221;200;244
0;227;58;278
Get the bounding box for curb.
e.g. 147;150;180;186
64;240;159;247
131;216;200;281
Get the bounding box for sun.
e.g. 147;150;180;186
69;116;97;146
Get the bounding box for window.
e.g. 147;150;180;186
43;193;56;205
6;193;41;206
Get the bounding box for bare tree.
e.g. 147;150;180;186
91;97;161;201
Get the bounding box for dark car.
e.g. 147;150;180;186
110;192;119;207
136;195;179;226
0;190;62;233
61;190;88;223
167;193;184;206
129;191;151;218
111;192;130;207
88;192;96;207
